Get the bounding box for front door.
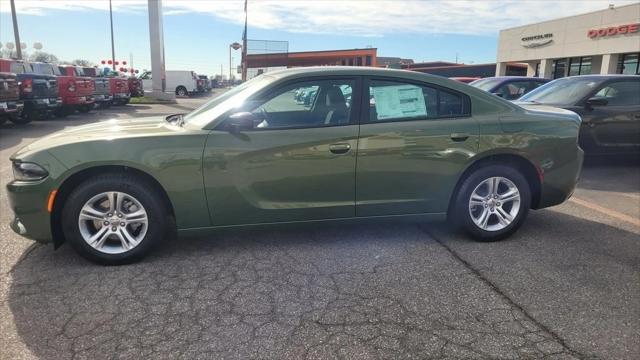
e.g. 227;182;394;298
356;77;479;216
203;77;361;226
581;79;640;152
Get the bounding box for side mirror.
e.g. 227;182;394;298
226;112;255;132
585;97;608;107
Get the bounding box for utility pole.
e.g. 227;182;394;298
10;0;22;59
241;0;248;81
109;0;116;70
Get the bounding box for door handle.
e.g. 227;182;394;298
329;143;351;154
450;133;470;142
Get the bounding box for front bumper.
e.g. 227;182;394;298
7;179;54;243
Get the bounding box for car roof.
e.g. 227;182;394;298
558;74;639;80
480;76;548;80
264;66;445;81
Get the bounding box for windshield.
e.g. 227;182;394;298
31;63;62;76
470;78;503;91
519;77;601;106
183;75;274;128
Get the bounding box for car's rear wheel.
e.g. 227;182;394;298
175;86;188;97
62;174;168;265
453;165;531;241
78;105;92;113
10;111;34;125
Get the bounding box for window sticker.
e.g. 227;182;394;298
372;85;427;119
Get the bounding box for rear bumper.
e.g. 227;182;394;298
93;94;113;103
23;97;62;111
0;100;24;116
536;146;584;209
62;95;95;106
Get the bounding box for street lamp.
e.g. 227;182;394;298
229;42;241;83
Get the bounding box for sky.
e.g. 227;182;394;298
0;0;637;76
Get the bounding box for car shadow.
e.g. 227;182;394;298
7;211;640;359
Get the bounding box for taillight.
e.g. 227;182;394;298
21;78;33;94
67;81;76;92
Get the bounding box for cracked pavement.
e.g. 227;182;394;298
1;98;638;359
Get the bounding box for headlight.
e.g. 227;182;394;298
12;161;49;181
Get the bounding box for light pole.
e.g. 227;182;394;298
10;0;22;60
229;42;241;83
109;0;116;70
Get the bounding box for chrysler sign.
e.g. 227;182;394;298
588;23;639;39
521;33;553;48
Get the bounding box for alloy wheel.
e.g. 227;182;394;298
468;177;521;231
78;191;148;254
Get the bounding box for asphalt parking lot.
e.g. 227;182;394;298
1;94;638;359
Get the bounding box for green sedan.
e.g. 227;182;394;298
7;67;584;264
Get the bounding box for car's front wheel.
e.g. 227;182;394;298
453;165;531;241
61;174;168;265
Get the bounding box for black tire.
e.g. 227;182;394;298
0;116;7;126
61;173;169;265
175;86;188;97
10;111;34;125
452;164;531;242
78;105;92;113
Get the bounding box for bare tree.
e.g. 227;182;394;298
71;59;93;67
29;51;58;63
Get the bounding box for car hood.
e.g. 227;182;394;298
12;116;178;159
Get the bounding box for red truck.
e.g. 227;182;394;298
0;72;24;125
28;62;94;116
0;59;62;123
58;65;96;113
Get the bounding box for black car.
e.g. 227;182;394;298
518;75;640;155
470;76;550;100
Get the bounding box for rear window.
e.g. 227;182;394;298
31;63;61;76
9;62;29;74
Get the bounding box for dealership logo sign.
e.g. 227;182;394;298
588;23;639;39
521;33;553;48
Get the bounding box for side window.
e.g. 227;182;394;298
594;81;640;106
10;62;26;74
140;72;152;80
496;81;529;100
369;80;465;122
249;79;355;129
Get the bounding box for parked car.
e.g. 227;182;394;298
128;77;144;98
139;70;199;97
198;75;211;92
7;67;583;264
450;77;481;84
470;76;550;100
80;67;112;108
58;65;96;114
0;72;24;125
0;59;61;123
518;75;640;154
28;62;94;117
104;71;130;105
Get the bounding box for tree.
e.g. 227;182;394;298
29;51;58;63
71;59;93;67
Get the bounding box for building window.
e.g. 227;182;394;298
365;55;372;66
534;62;540;77
552;59;567;79
348;58;354;66
617;53;640;75
356;57;363;66
569;57;592;76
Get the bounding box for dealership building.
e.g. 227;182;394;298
496;3;640;78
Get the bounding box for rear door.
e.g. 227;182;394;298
356;77;479;216
581;79;640;151
203;76;362;225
